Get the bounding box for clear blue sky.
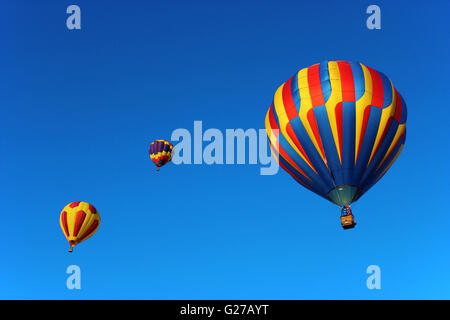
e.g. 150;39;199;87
1;0;449;299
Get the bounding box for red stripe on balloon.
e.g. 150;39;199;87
282;77;299;121
152;155;169;163
376;132;405;172
307;64;325;107
368;117;393;167
307;109;326;162
268;105;280;137
73;210;87;237
393;89;403;123
368;67;384;108
77;219;99;243
278;144;311;181
61;211;70;237
89;204;97;214
279;161;311;190
337;61;355;102
286;122;317;173
69;201;81;208
287;124;316;171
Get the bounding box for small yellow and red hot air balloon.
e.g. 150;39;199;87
149;139;173;171
59;201;101;252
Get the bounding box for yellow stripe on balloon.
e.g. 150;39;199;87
267;99;303;175
265;110;277;147
66;209;76;240
376;123;406;171
376;144;404;182
78;220;100;244
272;79;317;172
76;204;96;239
273;83;289;131
367;80;397;166
354;63;374;165
59;216;69;238
265;111;285;171
297;68;328;166
150;150;172;160
264;110;275;143
265;108;311;180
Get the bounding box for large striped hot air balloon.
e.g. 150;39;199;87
60;201;101;252
265;61;407;229
149;139;173;171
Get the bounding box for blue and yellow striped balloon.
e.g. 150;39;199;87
265;61;407;207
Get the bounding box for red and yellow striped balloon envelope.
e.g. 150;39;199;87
59;201;101;252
